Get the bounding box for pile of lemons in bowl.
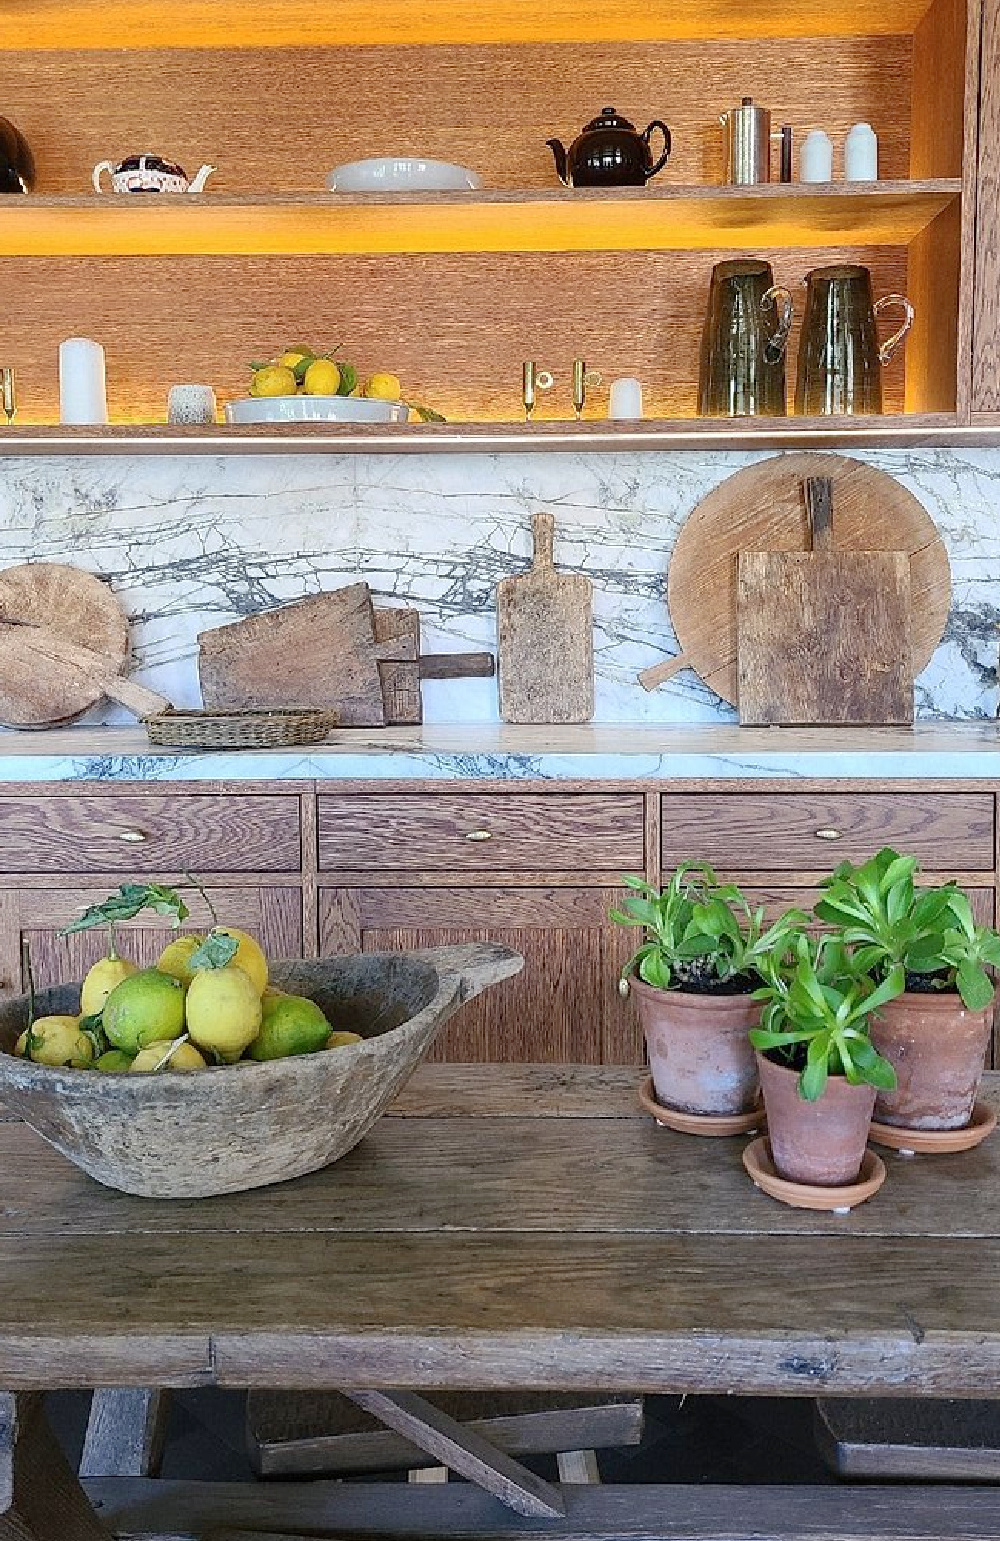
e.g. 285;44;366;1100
13;882;361;1075
249;345;400;404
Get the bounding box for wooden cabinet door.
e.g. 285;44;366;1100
319;886;641;1065
975;0;1000;411
0;884;303;998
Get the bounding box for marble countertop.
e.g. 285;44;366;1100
1;722;1000;783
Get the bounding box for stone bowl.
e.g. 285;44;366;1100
0;943;522;1199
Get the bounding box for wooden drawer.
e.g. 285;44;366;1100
318;794;645;872
662;793;995;872
0;794;301;873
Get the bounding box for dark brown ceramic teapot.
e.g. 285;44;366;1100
547;107;671;188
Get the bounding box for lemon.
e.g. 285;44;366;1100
209;926;268;995
156;933;205;989
252;364;297;398
364;372;402;402
326;1029;364;1050
186;965;262;1062
130;1037;207;1072
15;1015;93;1069
103;968;186;1055
303;358;341;396
249;993;331;1060
278;349;312;370
94;1049;133;1073
80;953;138;1017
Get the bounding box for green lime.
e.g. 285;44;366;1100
248;993;331;1060
94;1049;134;1073
103;968;186;1055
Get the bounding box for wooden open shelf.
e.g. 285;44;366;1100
3;416;996;456
0;185;961;258
5;0;939;49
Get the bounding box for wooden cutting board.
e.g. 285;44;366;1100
737;476;914;725
198;583;385;726
637;454;951;705
375;607;496;725
497;512;594;724
0;562;134;728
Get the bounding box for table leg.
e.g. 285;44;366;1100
345;1389;565;1518
0;1393;109;1541
80;1389;170;1479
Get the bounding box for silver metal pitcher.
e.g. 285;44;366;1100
719;98;790;185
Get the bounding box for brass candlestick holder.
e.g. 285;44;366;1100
0;368;15;424
572;359;602;420
522;361;555;421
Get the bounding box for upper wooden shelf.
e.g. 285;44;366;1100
5;0;938;47
0;184;959;257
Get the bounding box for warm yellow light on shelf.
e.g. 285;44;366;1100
0;186;961;259
5;0;935;48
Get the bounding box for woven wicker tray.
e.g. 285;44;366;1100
144;708;338;749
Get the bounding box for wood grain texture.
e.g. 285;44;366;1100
0;564;128;729
0;1394;108;1541
660;792;995;870
0;794;301;874
198;585;385;724
344;1391;565;1518
93;1482;1000;1541
317;794;645;872
736;547;913;725
79;1388;168;1478
497;514;594;724
664;453;951;705
815;1396;1000;1479
905;199;963;415
247;1390;641;1477
975;0;1000;409
374;608;423;727
320;884;636;1064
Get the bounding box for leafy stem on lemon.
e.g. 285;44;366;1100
188;933;239;971
407;402;447;423
20;937;35;1038
182;869;218;928
58;884;190;937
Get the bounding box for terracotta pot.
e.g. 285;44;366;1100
756;1051;875;1186
868;990;995;1130
631;978;760;1115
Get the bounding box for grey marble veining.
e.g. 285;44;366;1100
0;446;996;729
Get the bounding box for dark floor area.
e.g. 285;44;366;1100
48;1388;836;1486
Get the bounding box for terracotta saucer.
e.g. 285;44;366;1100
742;1137;886;1212
638;1075;764;1137
868;1100;997;1155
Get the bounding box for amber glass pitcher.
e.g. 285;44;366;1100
698;259;792;417
795;264;913;415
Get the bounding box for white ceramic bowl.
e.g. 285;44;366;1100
326;157;482;193
225;396;409;425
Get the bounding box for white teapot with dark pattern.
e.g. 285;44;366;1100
92;154;215;194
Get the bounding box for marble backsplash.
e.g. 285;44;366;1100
0;446;997;726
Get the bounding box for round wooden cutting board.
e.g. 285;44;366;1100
0;562;129;727
661;453;952;706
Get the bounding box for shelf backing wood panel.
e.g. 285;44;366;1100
1;0;938;49
0;39;912;194
0;247;911;424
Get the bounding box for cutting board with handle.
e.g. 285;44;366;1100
497;512;594;724
736;476;914;725
198;583;387;726
0;561;169;727
637;453;950;705
374;607;495;726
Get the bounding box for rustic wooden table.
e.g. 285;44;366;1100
1;1063;999;1541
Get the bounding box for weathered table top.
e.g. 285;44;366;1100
2;1064;998;1397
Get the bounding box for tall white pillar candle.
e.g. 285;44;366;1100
59;337;108;424
608;377;643;420
844;122;878;181
799;130;833;183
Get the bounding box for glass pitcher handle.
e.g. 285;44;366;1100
643;120;672;178
761;285;793;364
874;293;914;366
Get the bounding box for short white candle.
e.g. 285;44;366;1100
59;337;108;425
844;122;878;181
800;130;833;183
609;377;643;420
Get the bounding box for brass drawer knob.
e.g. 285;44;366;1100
814;828;842;841
118;829;148;844
465;829;493;843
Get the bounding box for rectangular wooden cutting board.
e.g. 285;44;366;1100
737;477;914;726
497;512;594;724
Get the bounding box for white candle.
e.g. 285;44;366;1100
59;337;108;425
799;130;833;183
844;122;878;181
609;377;643;420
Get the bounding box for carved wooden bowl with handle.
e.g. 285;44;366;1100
0;944;522;1198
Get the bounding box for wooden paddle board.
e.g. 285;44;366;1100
736;476;914;725
497;513;594;724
